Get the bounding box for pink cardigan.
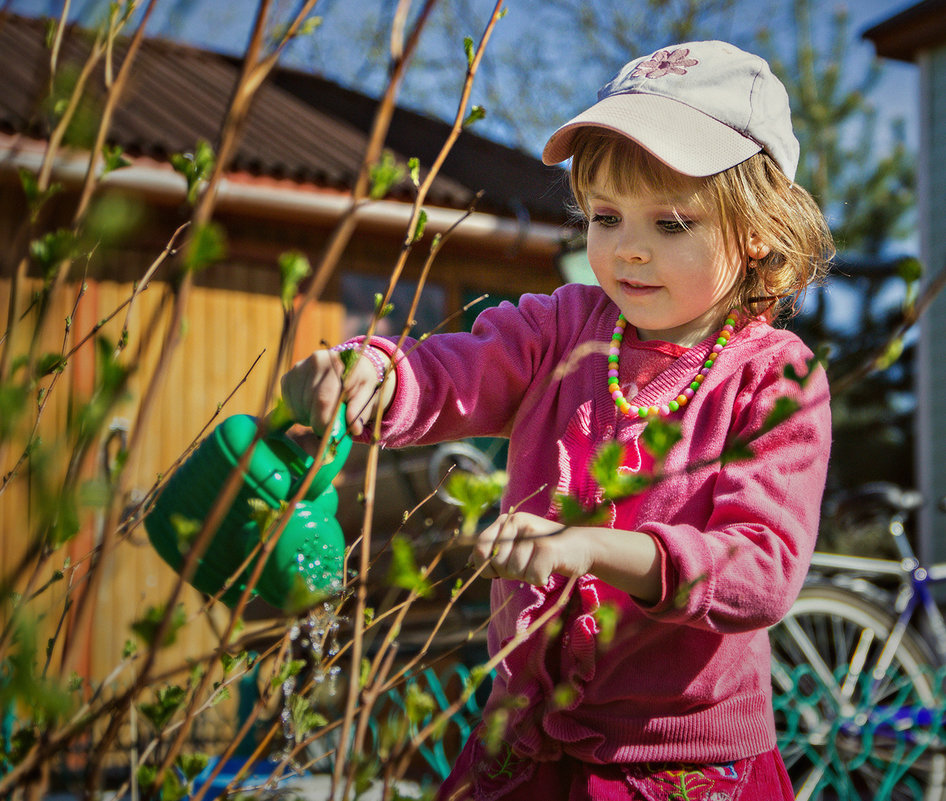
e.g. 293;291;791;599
363;282;831;764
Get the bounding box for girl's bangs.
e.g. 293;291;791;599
571;131;706;208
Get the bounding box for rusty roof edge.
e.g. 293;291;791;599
1;136;570;250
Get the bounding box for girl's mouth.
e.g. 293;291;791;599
620;281;660;296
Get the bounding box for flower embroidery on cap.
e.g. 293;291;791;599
632;48;699;79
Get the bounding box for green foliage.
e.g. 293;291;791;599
374;292;395;319
588;441;651;503
18;168;62;221
552;682;577;709
761;396;801;434
0;617;74;732
387;535;432;597
131;604;187;648
182;221;227;274
640;418;682;461
82;193;144;248
463;105;486;127
408;157;421;186
170;513;201;554
138;683;187;731
760;0;914;255
445;469;507;535
285;692;328;744
404;682;436;725
592;601;619;646
270;658;305;690
463;36;475;67
101;143;131;175
411;209;428;243
176;751;210;781
369;150;405;200
30;229;79;282
170;139;216;206
278;250;312;310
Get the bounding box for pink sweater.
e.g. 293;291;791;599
364;282;831;764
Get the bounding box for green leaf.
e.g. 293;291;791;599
137;764;158;791
368;150;405;200
247;497;282;540
463;105;486;127
762;396;801;433
554;492;611;526
387;535;432;597
445;470;507;535
182;221;226;274
169;513;201;554
896;255;923;284
30;229;79;280
874;337;905;371
373;292;394;319
176;752;209;781
552;682;577;709
720;439;754;466
270;658;305;690
411;209;428;243
592;601;620;646
278;250;311;310
161;768;187;801
640;418;682;460
171;139;216;205
35;352;66;377
588;442;651;502
408;157;420;187
463;35;475;67
138;684;187;730
285;693;328;743
131;603;186;648
404;682;436;725
101;143;131;175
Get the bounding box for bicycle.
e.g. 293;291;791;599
770;482;946;801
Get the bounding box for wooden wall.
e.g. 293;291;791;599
0;180;565;752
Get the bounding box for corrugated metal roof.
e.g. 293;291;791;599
0;12;570;223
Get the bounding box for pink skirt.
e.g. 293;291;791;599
437;728;795;801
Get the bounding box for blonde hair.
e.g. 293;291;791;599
568;129;834;319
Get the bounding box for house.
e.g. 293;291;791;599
864;0;946;562
0;10;572;701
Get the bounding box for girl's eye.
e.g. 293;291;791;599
658;218;692;234
590;213;620;227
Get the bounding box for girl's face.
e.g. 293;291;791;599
585;169;743;347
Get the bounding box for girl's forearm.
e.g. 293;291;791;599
580;527;663;603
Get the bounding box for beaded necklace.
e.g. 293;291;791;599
607;310;738;419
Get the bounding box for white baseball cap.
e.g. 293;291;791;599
542;41;799;180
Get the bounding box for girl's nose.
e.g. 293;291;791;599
616;230;650;263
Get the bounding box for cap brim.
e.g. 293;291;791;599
542;93;761;177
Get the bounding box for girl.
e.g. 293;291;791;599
282;40;833;801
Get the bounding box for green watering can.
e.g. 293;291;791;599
145;408;350;611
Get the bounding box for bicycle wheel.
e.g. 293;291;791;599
770;583;946;801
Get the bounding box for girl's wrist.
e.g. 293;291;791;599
330;341;388;384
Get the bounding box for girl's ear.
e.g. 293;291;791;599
746;233;771;261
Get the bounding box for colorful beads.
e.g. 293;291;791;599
608;311;738;420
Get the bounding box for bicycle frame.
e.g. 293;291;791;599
807;512;946;741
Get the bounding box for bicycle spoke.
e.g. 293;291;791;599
771;583;943;801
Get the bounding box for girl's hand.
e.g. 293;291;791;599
280;348;392;436
471;512;592;586
471;512;663;601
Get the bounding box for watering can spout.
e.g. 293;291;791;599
145;405;351;612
